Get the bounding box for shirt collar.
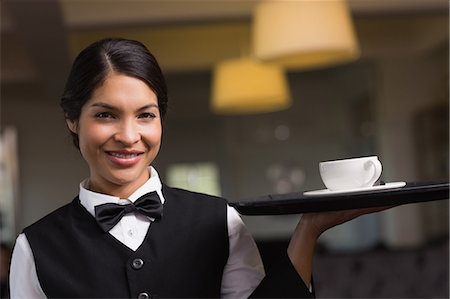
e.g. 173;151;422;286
79;166;165;217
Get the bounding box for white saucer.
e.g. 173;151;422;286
303;181;406;196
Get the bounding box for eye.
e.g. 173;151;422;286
95;112;114;119
138;112;156;119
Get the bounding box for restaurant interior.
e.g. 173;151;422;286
1;0;449;297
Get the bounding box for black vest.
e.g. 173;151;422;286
24;186;229;298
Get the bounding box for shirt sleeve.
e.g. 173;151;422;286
221;206;266;299
10;233;46;299
249;249;314;298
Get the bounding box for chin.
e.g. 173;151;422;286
109;170;148;185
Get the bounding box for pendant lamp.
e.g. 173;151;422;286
253;0;360;70
211;57;291;115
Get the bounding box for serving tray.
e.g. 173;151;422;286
229;182;449;215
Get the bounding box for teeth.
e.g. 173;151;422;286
109;152;138;159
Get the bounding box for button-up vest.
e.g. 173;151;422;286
24;186;229;298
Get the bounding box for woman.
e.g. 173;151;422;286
10;38;386;298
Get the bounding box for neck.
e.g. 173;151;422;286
87;176;150;199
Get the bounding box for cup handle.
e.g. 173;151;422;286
364;159;382;186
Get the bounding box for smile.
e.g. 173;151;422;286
108;152;141;159
106;150;144;167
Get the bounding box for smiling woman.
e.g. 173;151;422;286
9;38;388;299
67;74;162;198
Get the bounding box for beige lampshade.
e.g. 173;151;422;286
211;57;291;114
253;0;360;70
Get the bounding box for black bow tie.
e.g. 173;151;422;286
94;191;163;233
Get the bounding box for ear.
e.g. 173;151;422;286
66;118;78;134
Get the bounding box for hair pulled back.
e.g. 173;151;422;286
60;38;168;148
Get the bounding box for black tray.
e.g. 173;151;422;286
229;182;449;215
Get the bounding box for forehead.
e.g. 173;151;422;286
88;73;157;106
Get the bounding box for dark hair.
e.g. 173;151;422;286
60;38;168;148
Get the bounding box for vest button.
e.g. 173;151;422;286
132;258;144;269
137;292;150;299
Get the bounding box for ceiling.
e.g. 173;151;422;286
1;0;449;101
55;0;450;27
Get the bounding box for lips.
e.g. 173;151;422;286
106;150;144;167
109;152;140;159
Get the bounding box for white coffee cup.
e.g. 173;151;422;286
319;156;382;191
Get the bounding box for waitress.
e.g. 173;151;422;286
9;38;385;298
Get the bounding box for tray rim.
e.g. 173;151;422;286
229;181;449;215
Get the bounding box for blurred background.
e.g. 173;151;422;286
1;0;448;297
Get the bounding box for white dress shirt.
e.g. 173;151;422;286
10;167;265;299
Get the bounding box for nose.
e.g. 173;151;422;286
114;119;140;145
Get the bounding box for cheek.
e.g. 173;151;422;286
77;131;95;162
149;129;162;146
143;125;162;147
77;123;110;155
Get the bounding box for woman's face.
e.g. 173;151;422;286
67;73;162;197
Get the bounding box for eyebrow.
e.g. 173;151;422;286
90;102;159;111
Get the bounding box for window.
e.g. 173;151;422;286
166;162;221;197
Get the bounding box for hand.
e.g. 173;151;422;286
300;205;395;239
